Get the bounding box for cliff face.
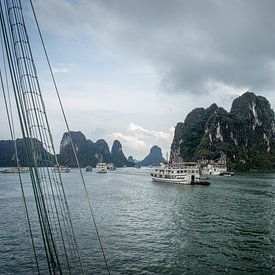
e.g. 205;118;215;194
170;104;218;163
59;131;112;167
139;145;165;166
170;92;275;171
0;138;53;167
58;131;131;167
0;131;131;168
111;140;129;167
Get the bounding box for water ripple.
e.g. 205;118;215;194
0;169;274;274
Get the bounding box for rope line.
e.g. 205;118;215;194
0;0;85;273
29;1;111;274
0;62;40;275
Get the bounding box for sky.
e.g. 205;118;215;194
1;0;275;160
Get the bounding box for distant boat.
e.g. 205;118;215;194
107;163;116;171
200;153;228;176
220;171;235;176
96;163;108;173
53;165;70;173
201;163;227;176
85;166;93;172
135;164;141;169
1;167;29;173
151;162;204;185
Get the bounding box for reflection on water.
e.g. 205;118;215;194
0;168;274;274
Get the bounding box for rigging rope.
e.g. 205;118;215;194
0;0;85;273
0;60;40;275
1;0;111;273
0;3;60;273
29;1;111;274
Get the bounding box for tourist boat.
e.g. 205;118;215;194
151;162;201;184
107;163;116;171
1;167;29;173
85;166;93;172
201;163;227;175
96;163;108;173
53;165;70;173
200;154;228;176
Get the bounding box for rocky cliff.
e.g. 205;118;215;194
128;156;138;164
58;131;131;167
170;92;275;171
0;131;131;168
138;145;166;166
0;138;53;167
111;140;129;167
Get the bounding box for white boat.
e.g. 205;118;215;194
1;167;29;173
53;165;70;173
107;163;116;171
151;162;200;184
96;163;108;173
201;164;227;175
200;153;228;176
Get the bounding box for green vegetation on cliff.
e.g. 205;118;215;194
170;92;275;171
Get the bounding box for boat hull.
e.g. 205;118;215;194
151;176;192;185
1;167;29;173
96;170;107;173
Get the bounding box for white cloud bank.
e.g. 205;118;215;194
109;122;174;160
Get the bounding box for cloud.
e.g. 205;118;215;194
33;0;275;96
128;122;171;142
110;132;147;151
52;66;69;74
109;122;173;159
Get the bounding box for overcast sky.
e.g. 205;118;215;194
1;0;275;159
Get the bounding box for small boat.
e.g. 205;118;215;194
53;165;70;173
85;166;93;172
191;180;211;186
96;163;107;173
1;167;29;173
135;164;141;169
151;162;202;185
219;171;235;176
107;163;116;171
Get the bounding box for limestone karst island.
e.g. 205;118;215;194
1;1;275;274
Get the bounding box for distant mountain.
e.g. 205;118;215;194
128;156;138;164
0;131;132;168
138;146;166;166
59;131;112;167
58;131;132;167
170;92;275;171
0;138;53;167
111;140;129;167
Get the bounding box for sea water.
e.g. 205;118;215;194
0;168;274;274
